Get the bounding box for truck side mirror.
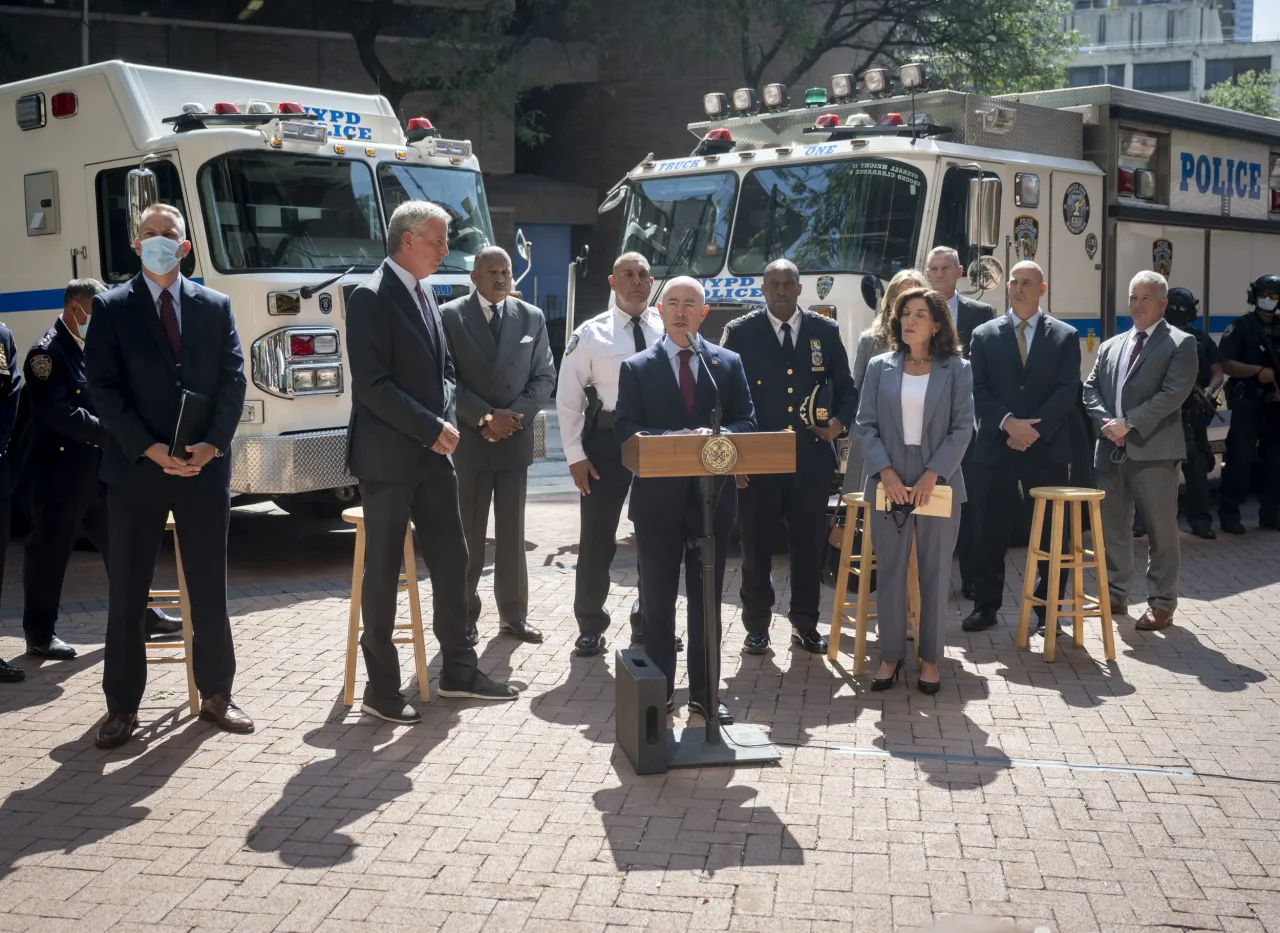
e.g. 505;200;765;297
127;164;159;243
860;273;884;311
966;177;1000;251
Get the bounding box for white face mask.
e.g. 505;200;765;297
1258;297;1279;313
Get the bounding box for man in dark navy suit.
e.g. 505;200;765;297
85;203;249;748
616;276;755;722
721;259;854;656
20;278;182;663
964;261;1080;634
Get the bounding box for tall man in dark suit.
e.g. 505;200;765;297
22;278;182;663
440;246;556;645
616;277;756;722
85;203;249;748
964;261;1081;634
720;259;854;656
346;200;519;725
926;246;996;599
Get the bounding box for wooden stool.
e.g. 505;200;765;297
827;493;920;673
1016;486;1116;663
145;514;197;716
342;506;429;707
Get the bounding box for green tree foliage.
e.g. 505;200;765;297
668;0;1079;95
1203;70;1280;119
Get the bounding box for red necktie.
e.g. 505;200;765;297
678;348;695;417
158;289;181;362
1125;329;1147;374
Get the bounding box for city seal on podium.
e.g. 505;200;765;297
700;435;739;474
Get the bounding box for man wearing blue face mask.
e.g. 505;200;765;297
84;203;249;749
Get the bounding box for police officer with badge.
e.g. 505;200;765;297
721;259;855;655
20;279;181;662
1218;274;1280;534
556;252;665;657
1163;287;1223;539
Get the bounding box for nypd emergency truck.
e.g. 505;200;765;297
0;61;496;516
600;71;1280;367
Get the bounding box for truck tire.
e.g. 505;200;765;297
274;487;360;520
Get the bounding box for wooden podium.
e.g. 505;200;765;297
621;429;795;769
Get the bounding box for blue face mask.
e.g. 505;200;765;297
139;236;183;275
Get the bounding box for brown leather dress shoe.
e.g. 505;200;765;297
1110;604;1129;618
1135;607;1173;631
199;694;255;733
95;712;138;749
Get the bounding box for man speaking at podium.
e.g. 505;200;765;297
615;277;755;723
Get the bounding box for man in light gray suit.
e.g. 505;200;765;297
440;247;557;645
1083;271;1197;632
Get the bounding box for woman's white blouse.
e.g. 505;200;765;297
900;371;930;446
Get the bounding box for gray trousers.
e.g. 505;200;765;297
457;467;529;626
1098;457;1180;613
868;446;962;665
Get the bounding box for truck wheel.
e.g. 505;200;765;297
274;487;360;520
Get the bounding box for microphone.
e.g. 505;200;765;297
689;335;723;435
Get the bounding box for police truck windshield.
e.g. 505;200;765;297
728;158;926;278
620;173;738;278
378;165;495;273
198;153;385;272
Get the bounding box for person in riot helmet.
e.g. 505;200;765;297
1163;287;1223;539
1217;274;1280;535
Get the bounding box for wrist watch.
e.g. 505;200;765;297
213;446;225;458
1123;418;1134;432
480;410;494;427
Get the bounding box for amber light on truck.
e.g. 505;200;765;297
252;326;343;398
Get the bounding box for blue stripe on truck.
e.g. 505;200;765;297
0;279;206;314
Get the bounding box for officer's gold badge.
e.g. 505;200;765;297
30;354;52;380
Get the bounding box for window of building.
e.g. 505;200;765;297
95;161;196;285
1069;66;1105;86
1205;56;1274;89
1133;61;1192;93
1108;64;1126;86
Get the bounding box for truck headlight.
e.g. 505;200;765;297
252;326;344;398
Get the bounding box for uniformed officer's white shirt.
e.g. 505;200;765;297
765;308;802;346
143;274;184;332
556;305;663;465
1115;320;1160;420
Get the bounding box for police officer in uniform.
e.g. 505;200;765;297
0;319;21;683
556;252;665;656
21;279;182;662
721;259;855;655
1218;274;1280;535
1164;287;1223;539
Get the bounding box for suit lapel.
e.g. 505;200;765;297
129;275;180;375
462;292;497;360
1021;314;1050;378
694;336;719;419
996;315;1021;376
652;336;690;427
494;299;523;362
179;278;203;376
1125;319;1167;381
382;261;439;362
922;355;949;431
881;353;904;446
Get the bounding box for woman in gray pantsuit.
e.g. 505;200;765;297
855;289;973;694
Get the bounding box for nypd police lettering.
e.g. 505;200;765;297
701;276;763;299
303;106;374;141
1170;130;1269;220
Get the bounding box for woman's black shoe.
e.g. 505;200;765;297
870;659;905;692
917;679;941;695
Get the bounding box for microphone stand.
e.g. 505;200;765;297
691;338;723;745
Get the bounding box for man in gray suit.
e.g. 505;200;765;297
1083;271;1197;632
440;247;556;645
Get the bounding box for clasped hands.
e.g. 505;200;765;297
145;441;216;477
1004;416;1041;452
1100;417;1130;447
482;408;524;443
879;466;939;508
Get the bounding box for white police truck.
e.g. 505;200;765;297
0;61;496;516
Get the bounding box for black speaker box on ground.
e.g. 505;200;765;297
615;648;667;774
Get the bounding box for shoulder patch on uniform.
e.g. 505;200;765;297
30;354;51;380
564;333;580;357
724;310;761;330
1223;321;1236;338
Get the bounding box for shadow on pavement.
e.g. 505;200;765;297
1116;621;1266;692
0;646;104;715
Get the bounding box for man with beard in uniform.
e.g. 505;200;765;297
1218;274;1280;535
720;259;854;656
556;252;666;657
20;279;184;663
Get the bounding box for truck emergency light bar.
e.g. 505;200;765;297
162;109;317;133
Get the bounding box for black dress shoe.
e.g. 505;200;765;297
94;712;138;749
145;609;183;640
917;678;941;695
464;624;480;647
360;693;421;724
1190;523;1217;540
742;632;770;655
871;659;905;692
790;627;828;654
0;658;24;682
499;619;543;643
687;700;734;725
574;633;606;657
961;610;999;632
1221;517;1246;535
437;670;519;701
27;635;76;659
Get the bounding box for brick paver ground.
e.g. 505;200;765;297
1;488;1279;932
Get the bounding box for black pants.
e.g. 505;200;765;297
738;471;828;634
103;478;235;714
957;438;981;589
1219;399;1280;524
574;427;634;637
970;458;1070;618
1181;417;1214;528
634;478;734;704
457;466;528;627
359;466;476;703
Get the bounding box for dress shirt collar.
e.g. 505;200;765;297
614;305;660;336
664;333;701;362
1005;307;1043;329
1128;319;1160;340
385;256;424;299
765;308;801;341
143;273;182;311
946;292;959;318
